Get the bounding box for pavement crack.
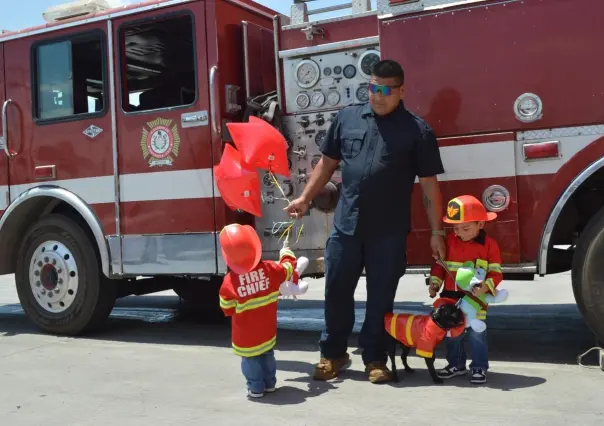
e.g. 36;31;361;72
0;340;64;359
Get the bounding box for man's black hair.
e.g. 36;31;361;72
371;59;405;85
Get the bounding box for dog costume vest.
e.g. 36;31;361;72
384;312;466;358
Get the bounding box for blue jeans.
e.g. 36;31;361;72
445;327;489;371
240;349;277;393
319;228;407;365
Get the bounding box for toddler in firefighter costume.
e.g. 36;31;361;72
218;223;309;398
427;195;505;384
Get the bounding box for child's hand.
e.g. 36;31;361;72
472;283;489;297
428;283;439;298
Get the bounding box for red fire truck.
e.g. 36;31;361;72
1;0;603;344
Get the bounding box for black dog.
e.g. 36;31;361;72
384;302;465;384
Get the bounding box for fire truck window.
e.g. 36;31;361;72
120;15;196;113
33;35;105;121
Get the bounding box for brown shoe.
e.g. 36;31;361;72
312;353;351;381
365;362;394;384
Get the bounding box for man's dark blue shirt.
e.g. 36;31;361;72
320;101;445;237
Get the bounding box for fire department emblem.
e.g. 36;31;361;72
140;118;180;167
446;199;462;222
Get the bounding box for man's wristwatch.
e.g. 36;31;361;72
431;229;446;237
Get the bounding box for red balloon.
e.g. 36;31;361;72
214;143;262;217
219;223;262;274
226;116;290;177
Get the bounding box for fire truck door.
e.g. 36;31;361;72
111;3;215;275
0;43;9;217
242;20;276;98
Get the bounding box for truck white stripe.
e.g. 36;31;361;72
0;133;600;211
0;168;218;211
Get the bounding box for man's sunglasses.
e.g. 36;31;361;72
368;83;401;96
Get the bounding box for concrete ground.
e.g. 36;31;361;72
1;271;603;425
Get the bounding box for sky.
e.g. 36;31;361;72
0;0;377;31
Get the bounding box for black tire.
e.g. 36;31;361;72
571;206;604;343
15;214;116;336
172;275;226;322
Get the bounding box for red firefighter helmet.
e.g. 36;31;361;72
219;223;262;274
443;195;497;224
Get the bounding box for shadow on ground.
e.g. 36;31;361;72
0;295;599;369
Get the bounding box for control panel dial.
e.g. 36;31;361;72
295;59;320;89
311;91;326;108
343;64;357;79
315;130;327;147
295;93;310;109
327;90;340;106
356;85;369;102
358;49;381;80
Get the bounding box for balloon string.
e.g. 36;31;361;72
267;168;304;247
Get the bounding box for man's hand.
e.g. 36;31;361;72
283;155;339;220
430;234;446;260
419;176;446;260
283;197;310;219
472;283;489;297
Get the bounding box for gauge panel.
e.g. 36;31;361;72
356;84;369;103
283;45;380;114
311;91;326;108
358;50;380;79
295;59;321;89
343;64;357;79
254;111;343;252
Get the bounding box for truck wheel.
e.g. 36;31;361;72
173;276;226;322
15;214;116;336
571;206;604;343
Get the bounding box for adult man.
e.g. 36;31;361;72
283;59;446;383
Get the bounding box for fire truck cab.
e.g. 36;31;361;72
1;0;604;345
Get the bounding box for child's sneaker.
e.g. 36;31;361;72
470;368;487;384
247;389;264;398
265;387;277;393
437;365;467;379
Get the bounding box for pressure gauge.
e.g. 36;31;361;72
295;59;320;89
356;85;369;102
327;90;340;107
315;130;327;146
343;64;357;79
333;66;342;75
358;49;380;80
311;91;325;108
296;93;310;109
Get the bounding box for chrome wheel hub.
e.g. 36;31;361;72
29;240;79;313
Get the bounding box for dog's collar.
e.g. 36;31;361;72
430;315;447;330
430;313;463;331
